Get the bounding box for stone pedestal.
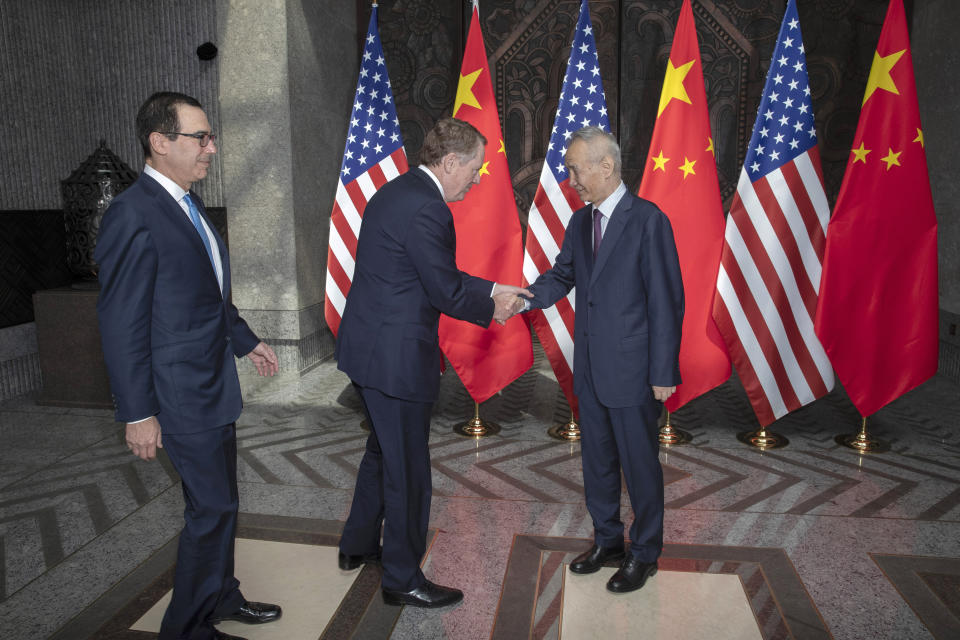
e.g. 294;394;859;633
33;287;112;408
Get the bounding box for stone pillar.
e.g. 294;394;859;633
217;0;357;386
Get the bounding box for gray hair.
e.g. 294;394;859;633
569;126;621;174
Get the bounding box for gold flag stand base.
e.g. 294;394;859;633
454;401;501;438
548;410;580;441
737;426;789;449
835;417;889;453
658;410;691;446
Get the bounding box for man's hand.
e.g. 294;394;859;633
126;417;162;461
652;386;676;402
492;284;532;325
247;342;279;377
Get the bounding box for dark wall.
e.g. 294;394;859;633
361;0;901;220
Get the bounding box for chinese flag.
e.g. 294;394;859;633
637;0;730;412
814;0;938;417
439;2;533;403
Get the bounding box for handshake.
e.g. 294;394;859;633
492;284;533;325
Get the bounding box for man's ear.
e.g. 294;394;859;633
149;131;169;158
442;152;458;174
599;154;614;178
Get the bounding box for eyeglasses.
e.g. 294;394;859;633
157;131;217;147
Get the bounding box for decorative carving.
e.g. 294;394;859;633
358;0;888;214
60;141;137;283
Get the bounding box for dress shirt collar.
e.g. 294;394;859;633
143;163;189;204
417;165;445;200
591;181;627;219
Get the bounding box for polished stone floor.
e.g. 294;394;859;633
1;341;958;639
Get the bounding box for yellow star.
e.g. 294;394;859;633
498;139;505;154
881;148;901;170
913;128;924;148
851;142;871;164
862;48;906;105
453;68;483;117
652;150;669;171
479;160;490;177
706;137;715;156
657;59;695;117
679;157;696;179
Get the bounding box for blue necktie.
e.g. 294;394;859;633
183;193;217;272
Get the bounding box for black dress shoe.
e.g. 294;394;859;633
569;543;626;574
211;601;282;624
607;556;657;593
213;631;248;640
382;580;464;608
338;547;382;570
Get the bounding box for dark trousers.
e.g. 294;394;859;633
577;371;664;563
159;424;245;640
339;383;433;591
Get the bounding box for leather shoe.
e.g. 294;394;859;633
338;547;382;570
211;601;282;624
569;543;626;574
382;580;464;608
213;631;248;640
607;556;657;593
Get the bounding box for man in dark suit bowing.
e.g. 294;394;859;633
519;126;683;593
335;117;529;608
96;92;281;640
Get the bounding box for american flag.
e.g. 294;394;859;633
324;5;407;337
712;0;834;426
522;0;610;412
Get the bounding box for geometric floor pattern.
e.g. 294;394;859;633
1;339;958;639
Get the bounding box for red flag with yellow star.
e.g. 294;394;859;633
439;1;533;403
637;0;730;412
814;0;938;417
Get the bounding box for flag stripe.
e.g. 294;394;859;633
754;169;820;318
732;182;830;402
330;203;359;258
335;182;363;238
721;217;808;408
713;280;779;423
777;160;824;296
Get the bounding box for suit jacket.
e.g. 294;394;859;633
528;191;684;408
335;168;495;402
95;173;259;434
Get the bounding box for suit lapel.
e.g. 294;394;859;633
192;194;228;299
141;175;222;293
589;195;630;286
579;206;594;277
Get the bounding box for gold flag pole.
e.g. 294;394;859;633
548;408;580;441
737;423;788;449
658;410;692;446
454;401;502;438
835;416;889;453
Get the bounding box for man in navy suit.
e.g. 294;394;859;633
519;126;683;593
335;118;528;608
96;92;282;640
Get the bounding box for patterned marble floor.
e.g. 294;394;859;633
0;341;958;639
